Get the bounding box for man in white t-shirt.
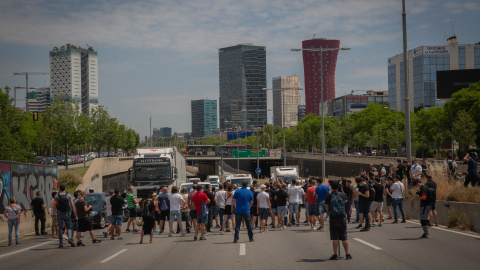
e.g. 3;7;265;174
168;186;186;236
390;175;406;223
256;185;271;233
215;185;227;233
411;159;423;181
103;190;114;238
287;179;305;226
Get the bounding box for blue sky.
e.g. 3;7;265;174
1;0;479;139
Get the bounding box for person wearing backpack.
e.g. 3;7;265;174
325;181;352;260
413;179;434;239
139;193;156;244
53;184;77;248
156;186;170;234
192;185;210;241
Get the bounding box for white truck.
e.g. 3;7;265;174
229;174;253;187
270;166;300;186
128;147;186;198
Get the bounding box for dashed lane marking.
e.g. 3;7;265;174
353;238;382;250
239;243;246;256
0;240;55;260
100;249;128;263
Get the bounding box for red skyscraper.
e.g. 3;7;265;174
302;38;340;115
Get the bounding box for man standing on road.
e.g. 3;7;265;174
425;175;438;226
125;186;142;233
325;181;352;260
75;191;102;246
192;185;210;241
306;178;319;230
188;185;198;232
215;184;227;233
287;179;305;226
411;159;423;183
355;177;371;232
413;179;434;239
204;184;215;232
315;177;330;232
463;153;478;187
390;175;406;224
157;186;170;234
109;189;124;240
256;185;271;233
31;191;48;235
53;185;76;248
103;190;114;238
275;184;288;230
370;178;384;227
232;180;254;243
385;177;394;220
268;183;279;229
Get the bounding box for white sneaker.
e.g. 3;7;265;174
181;233;186;237
221;231;224;235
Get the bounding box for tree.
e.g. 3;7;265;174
90;106;111;157
453;110;477;154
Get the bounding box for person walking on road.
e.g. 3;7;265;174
355;177;371;231
31;191;48;235
325;181;352;260
125;186;142;233
192;185;210;241
215;184;227;233
204;184;215;232
157;186;170;234
315;177;331;232
188;185;198;232
463;153;478;187
53;185;76;248
109;189;124;240
140;193;156;243
287;179;305;226
413;179;434;239
103;190;114;238
75;191;102;246
257;185;271;233
50;191;58;238
168;186;186;236
425;175;438;226
232;180;254;243
390;175;406;224
4;197;22;246
275;184;289;230
370;178;384;227
223;184;234;233
305;178;319;229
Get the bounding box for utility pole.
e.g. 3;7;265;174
403;0;412;163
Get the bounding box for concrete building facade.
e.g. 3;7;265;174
272;76;302;128
191;99;218;138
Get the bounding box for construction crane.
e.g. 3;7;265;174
13;71;49;97
13;86;40;108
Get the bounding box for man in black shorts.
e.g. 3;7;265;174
157;186;170;234
325;181;352;260
75;191;101;246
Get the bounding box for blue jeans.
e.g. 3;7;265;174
218;208;225;229
8;218;20;245
57;211;72;245
392;198;406;221
234;213;254;242
207;206;214;231
354;201;359;222
345;200;352;222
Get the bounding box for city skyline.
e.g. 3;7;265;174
0;0;479;138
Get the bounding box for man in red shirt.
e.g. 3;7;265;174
192;185;210;241
305;177;319;230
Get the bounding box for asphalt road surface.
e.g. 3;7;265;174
1;215;479;270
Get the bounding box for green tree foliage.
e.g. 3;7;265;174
452;110;477;154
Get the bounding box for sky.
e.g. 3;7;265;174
0;0;479;139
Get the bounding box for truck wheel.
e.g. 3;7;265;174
99;215;107;229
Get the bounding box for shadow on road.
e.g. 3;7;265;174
389;238;421;241
297;258;326;263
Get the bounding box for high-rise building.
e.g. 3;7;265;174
26;87;51;113
160;127;172;138
297;105;306;122
388;36;480;111
325;90;389;118
272;76;301;128
219;44;267;131
191;99;218;138
302;38;341;115
50;44;98;114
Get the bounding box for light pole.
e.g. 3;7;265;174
149;116;152;147
291;46;351;178
402;0;412;163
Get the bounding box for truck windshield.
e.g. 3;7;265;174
279;176;298;184
134;165;171;181
231;178;252;187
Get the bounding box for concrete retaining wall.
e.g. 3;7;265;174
77;157;133;193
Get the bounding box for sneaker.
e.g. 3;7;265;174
428;223;433;227
194;236;198;241
351;221;358;224
401;220;406;223
233;240;238;243
329;254;338;260
434;223;439;226
200;237;206;240
168;233;173;237
249;239;254;242
181;233;186;237
311;227;315;230
378;223;383;227
296;223;300;227
133;229;139;233
387;217;393;220
346;254;352;260
215;225;220;228
93;239;102;244
58;244;64;248
319;228;325;232
16;243;21;246
36;233;40;235
126;229;131;232
371;223;376;227
420;234;431;239
41;232;48;235
8;244;12;247
221;231;225;235
287;223;292;227
154;230;160;233
77;241;85;247
67;238;75;247
317;226;324;231
392;220;398;224
186;229;191;233
103;232;108;238
355;224;363;229
360;228;370;232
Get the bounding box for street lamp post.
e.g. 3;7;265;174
403;0;412;163
291;46;351;179
149;117;152;147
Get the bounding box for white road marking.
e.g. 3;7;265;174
0;240;55;260
100;249;128;263
239;243;246;256
406;220;480;238
353;238;382;250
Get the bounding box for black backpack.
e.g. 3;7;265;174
143;200;155;217
57;193;70;212
425;186;436;203
368;186;376;202
329;192;346;218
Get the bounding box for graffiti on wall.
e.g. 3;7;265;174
0;162;58;213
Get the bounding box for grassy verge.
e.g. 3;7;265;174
57;166;90;194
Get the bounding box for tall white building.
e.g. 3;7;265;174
50;44;98;114
272;76;302;128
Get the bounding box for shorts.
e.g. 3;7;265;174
308;203;319;216
78;218;93;232
154;212;160;222
169;210;181;221
224;205;233;215
386;197;392;206
51;216;57;224
304;204;309;213
128;208;137;218
250;206;259;217
288;203;300;213
259;208;270;220
430;201;436;211
212;205;218;216
358;201;371;213
70;219;78;231
318;201;327;215
277;206;288;218
159;210;170;221
190;210;197;219
109;215;123;226
271;208;277;215
329;218;347;241
196;214;208;224
370;201;383;212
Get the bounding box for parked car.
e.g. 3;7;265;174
86;193;108;229
45;157;57;166
56;155;66;165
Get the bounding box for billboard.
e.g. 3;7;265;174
437;69;480;99
227;131;255;141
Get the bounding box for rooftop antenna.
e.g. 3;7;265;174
312;34;316;39
444;30;449;44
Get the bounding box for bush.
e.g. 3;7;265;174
58;170;82;189
447;209;474;231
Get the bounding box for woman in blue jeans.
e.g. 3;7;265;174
4;197;22;246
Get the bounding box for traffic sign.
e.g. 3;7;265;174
306;168;309;172
255;168;261;174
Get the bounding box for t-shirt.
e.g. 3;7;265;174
157;192;170;210
373;183;384;202
315;184;331;203
31;197;45;214
257;191;270;209
411;164;422;180
396;164;406;179
110;195;124;216
232;187;253;214
205;191;215;207
225;192;234;206
215;190;227;209
325;191;348;220
358;183;370;203
251;190;260;207
188;190;197;210
192;192;209;215
417;185;431;207
106;196;112;216
126;193;136;209
385;182;393;198
75;199;89;220
390;181;404;199
269;189;278;208
6;205;21;219
287;186;305;204
425;180;437;201
181;194;190;212
467;157;478;175
276;190;288;207
306;186;317;205
168;193;183;211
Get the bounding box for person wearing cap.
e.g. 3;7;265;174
103;190;114;238
256;185;271;233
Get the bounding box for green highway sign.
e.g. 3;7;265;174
232;149;265;158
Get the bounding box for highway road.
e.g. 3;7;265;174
0;214;479;270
